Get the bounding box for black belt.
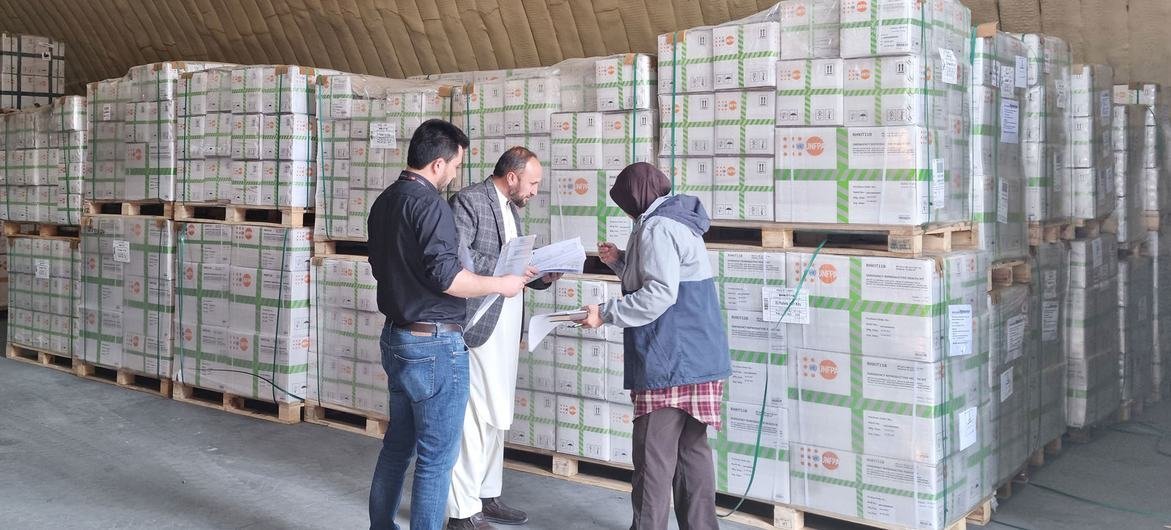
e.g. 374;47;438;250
401;322;463;334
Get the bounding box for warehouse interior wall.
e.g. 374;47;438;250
2;0;1170;96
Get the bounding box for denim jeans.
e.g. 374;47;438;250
369;324;470;530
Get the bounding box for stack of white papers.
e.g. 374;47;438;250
531;237;586;275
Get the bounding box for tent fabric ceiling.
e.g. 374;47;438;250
2;0;1170;94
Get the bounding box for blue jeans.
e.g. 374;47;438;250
370;325;470;530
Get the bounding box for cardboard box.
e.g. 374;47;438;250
775;127;965;225
602;110;656;170
776;59;844;126
659;157;714;214
509;390;558;450
551;112;604;170
713;156;774;221
713;21;781;90
658;29;714;94
710;400;791;503
779;0;841;60
554;336;609;400
557;395;611;460
549;170;632;250
715;91;776;156
658;93;715;157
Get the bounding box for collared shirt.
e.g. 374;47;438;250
631;381;724;430
368;170;466;325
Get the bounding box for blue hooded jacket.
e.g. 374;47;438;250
601;194;732;391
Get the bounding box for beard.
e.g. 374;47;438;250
507;186;530;208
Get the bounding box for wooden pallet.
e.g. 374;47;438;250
304;402;388;438
1028;219;1075;246
988;258;1032;290
3;221;81;238
707;221;977;256
73;360;173;398
172;382;302;424
84;199;173;218
1143;211;1168;231
313;238;368;256
1027;436;1064;468
1117;398;1145;423
504;443;990;530
4;343;74;374
1072;214;1119;239
174;202;311;228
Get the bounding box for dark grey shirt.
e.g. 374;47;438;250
368;171;466;325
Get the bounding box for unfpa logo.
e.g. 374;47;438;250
566;347;577;357
241;273;253;288
820;360;839;380
238;337;250;351
574;178;589;196
795;4;806;16
821;451;840;470
183;328;193;342
818;263;838;284
568;405;578;416
724;35;735;46
804;136;825;156
855;0;869;12
243;227;254;240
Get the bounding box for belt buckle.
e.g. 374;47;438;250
409;330;432;337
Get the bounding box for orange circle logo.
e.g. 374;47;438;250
186;224;197;236
566;288;576;298
856;0;868;12
727;100;738;111
518;397;528;407
243;227;254;240
131;336;140;347
822;451;840;470
860;69;872;80
242;273;253;288
131;280;141;294
573;178;589;195
185;266;195;280
613;120;623;130
818;263;837;284
566;347;577;357
568;405;578;416
183;328;193;341
791;69;802;80
819;359;839;380
133;224;143;236
725;35;735;45
238;337;250;351
560;121;571;131
796;5;806;16
805;136;825;156
725;167;737;177
607;66;616;76
87;313;96;325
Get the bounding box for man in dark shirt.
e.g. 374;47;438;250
368;119;528;530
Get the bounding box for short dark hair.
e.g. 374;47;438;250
493;146;538;178
407;119;470;170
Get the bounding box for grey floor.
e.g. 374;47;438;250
2;352;1170;530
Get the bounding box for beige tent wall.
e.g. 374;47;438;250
2;0;1170;94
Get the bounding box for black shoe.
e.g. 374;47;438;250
481;497;529;525
447;513;496;530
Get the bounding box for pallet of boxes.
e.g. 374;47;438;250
309;73;455;435
169;64;351;424
0;96;83;372
1110;80;1166;407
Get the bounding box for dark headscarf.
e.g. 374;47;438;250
610;162;672;218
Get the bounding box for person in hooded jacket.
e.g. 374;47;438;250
576;162;732;530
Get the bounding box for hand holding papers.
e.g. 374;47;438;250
467;235;536;328
527;310;589;351
530;237;586;275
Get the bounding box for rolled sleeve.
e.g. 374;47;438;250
414;197;464;292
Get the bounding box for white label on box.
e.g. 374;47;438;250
1000;369;1014;402
1092;239;1103;267
998;180;1010;224
1000;98;1020;144
1043;270;1057;299
112;240;131;263
1042;300;1060;341
958;407;978;451
931;158;946;204
1055;80;1067;108
1000;66;1015;93
762;286;810;324
1006;314;1027;362
369;123;396;149
948;304;972;357
35;259;50;279
1015;56;1028;88
939;49;958;85
102;104;113;121
1100;93;1111;120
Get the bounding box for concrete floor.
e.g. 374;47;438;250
2;351;1170;530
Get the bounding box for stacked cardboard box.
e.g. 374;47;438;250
707;248;788;503
776;0;972;225
315;75;451;241
307;255;388;418
787;251;994;528
514;274;631;464
550;54;656;250
6;235;80;356
1065;236;1121;427
0;96;85;225
1117;254;1154;404
1150;229;1171;396
0;33;65;110
1016;34;1072;222
176;68;233;203
988;284;1033;485
1111;104;1150;247
1068;65;1115;221
970;28;1028;259
86;62;229;201
0;232;7;305
1029;242;1069;450
658;7;778;222
78;216;176;377
174;223;311;403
